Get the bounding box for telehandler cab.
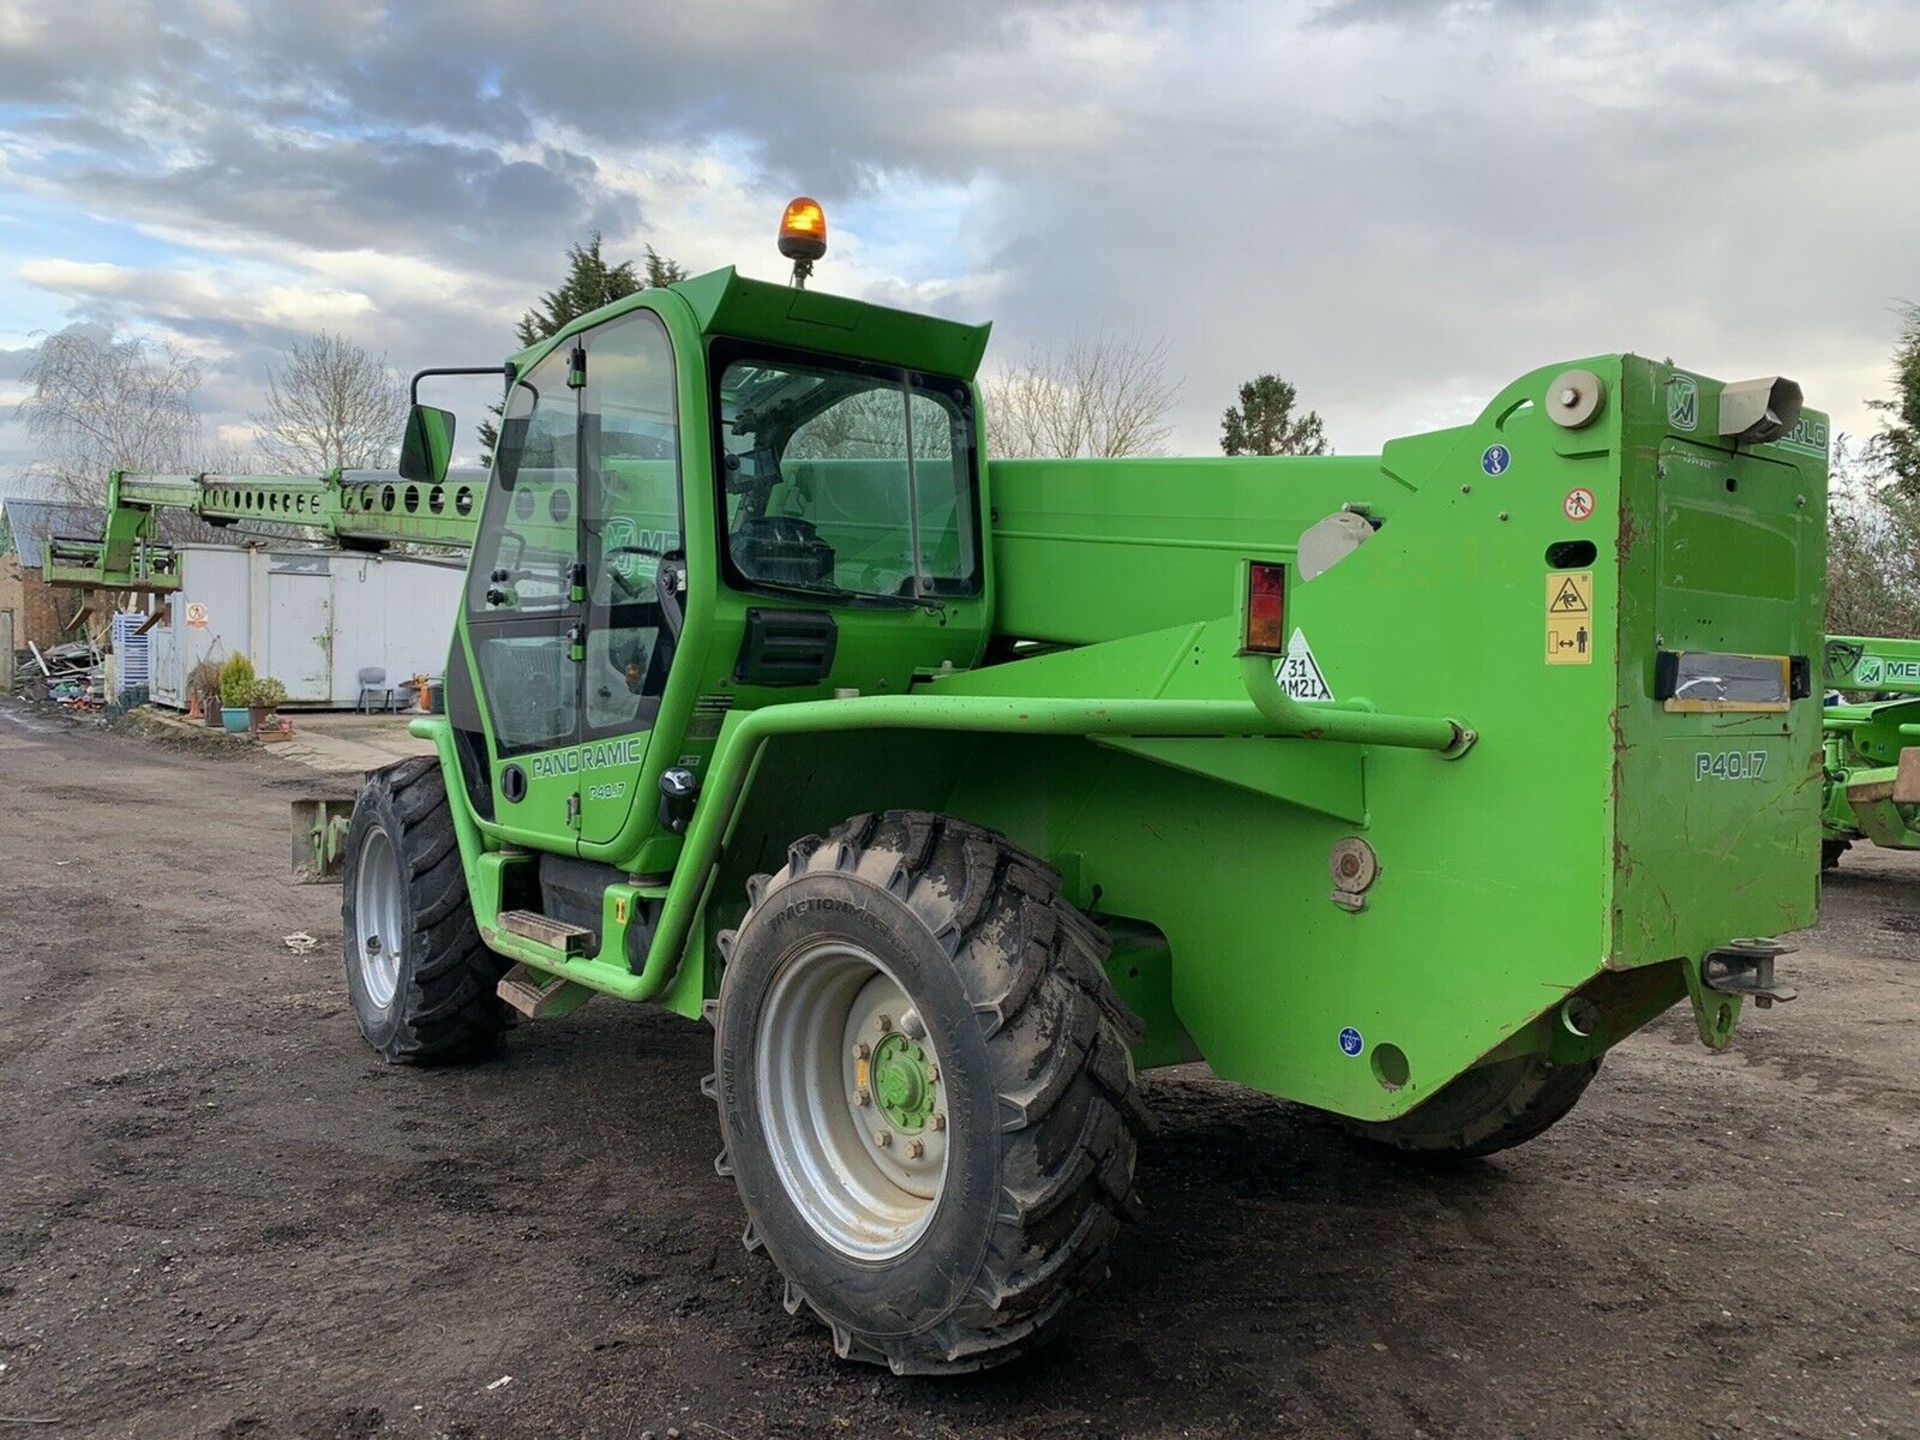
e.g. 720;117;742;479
321;201;1830;1372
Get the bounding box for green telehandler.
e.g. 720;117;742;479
1821;634;1920;864
294;204;1829;1372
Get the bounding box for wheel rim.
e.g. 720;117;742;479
354;825;405;1010
756;940;951;1261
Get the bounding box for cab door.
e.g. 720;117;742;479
462;341;584;841
574;308;684;844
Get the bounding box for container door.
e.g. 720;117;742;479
267;567;331;701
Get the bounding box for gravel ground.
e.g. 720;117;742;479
2;699;1916;1440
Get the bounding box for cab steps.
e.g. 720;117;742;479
497;908;597;956
497;961;585;1019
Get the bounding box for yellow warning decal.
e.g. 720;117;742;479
1546;570;1594;664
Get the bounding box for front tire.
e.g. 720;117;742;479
1343;1054;1600;1160
711;811;1148;1373
341;756;506;1062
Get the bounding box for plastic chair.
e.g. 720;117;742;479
357;666;391;714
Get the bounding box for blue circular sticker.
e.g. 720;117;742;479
1338;1026;1365;1057
1481;444;1511;476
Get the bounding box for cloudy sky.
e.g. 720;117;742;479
1;0;1916;485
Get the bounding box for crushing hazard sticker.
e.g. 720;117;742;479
1545;571;1594;664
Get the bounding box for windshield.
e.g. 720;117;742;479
713;344;980;603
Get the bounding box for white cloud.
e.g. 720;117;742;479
0;0;1914;477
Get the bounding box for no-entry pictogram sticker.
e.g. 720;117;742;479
1563;487;1596;522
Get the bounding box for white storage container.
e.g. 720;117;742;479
149;544;465;709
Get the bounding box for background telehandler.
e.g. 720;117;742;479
1820;634;1920;864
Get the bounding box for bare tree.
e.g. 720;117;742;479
983;335;1180;458
1827;436;1920;639
252;331;408;473
17;327;204;502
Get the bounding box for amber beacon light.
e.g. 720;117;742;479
779;197;828;287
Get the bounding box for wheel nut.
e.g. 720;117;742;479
875;1013;892;1033
852;1041;871;1061
906;1139;925;1159
931;1112;946;1132
875;1129;892;1148
854;1086;871;1107
925;1063;939;1083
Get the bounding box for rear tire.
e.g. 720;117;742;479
341;756;506;1063
1343;1054;1600;1160
1822;838;1850;871
710;811;1149;1373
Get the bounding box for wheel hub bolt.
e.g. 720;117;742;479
931;1112;946;1132
854;1086;871;1107
852;1041;871;1061
926;1063;939;1083
875;1129;892;1148
875;1013;893;1033
906;1139;925;1159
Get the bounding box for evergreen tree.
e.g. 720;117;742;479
514;233;641;348
1869;301;1920;492
1220;373;1329;457
480;235;687;457
642;245;689;291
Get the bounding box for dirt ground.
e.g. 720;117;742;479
2;699;1916;1440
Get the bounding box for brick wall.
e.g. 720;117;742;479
0;556;75;654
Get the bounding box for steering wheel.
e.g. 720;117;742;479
601;545;661;600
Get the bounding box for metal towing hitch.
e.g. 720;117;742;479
1701;938;1799;1009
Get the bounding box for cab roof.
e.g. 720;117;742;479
509;267;992;382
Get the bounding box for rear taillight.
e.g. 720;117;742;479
1245;561;1288;654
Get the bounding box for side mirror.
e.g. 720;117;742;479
398;404;456;484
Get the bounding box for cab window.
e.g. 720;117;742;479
712;343;980;603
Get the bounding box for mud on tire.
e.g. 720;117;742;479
1343;1053;1601;1160
710;811;1151;1373
341;755;507;1063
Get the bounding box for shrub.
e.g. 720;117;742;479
250;676;288;708
190;657;223;707
218;653;256;708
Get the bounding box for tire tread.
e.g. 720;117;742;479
344;759;505;1063
726;808;1148;1374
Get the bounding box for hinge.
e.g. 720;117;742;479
566;791;581;828
567;344;586;389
